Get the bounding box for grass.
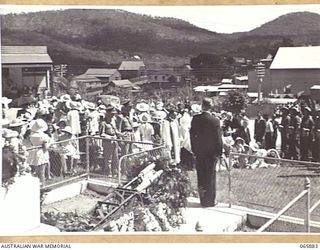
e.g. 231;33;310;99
187;163;320;221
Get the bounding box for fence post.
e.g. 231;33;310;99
228;154;232;208
305;177;311;233
86;136;90;179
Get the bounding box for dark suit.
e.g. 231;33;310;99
190;111;223;207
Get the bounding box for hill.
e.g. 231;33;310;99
1;10;320;67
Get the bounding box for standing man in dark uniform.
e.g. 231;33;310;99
288;106;301;160
279;106;291;158
190;98;223;207
300;106;314;161
312;109;320;162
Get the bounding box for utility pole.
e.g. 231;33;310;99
255;62;265;105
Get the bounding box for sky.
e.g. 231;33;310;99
1;4;320;33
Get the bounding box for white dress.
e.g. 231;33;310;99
170;119;181;164
138;123;154;150
67;109;81;135
179;112;192;152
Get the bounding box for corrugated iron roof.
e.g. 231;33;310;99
119;60;145;71
2;46;48;54
2;54;53;64
111;79;133;88
85;68;118;77
270;46;320;69
1;46;53;64
73;74;101;82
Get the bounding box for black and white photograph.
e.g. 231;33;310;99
1;4;320;236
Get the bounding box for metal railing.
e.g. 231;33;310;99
25;135;163;189
85;135;162;186
257;177;310;232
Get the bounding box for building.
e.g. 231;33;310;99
2;46;53;98
84;68;121;84
72;74;104;97
118;60;146;79
268;46;320;95
310;85;320;102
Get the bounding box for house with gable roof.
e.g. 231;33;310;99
84;68;121;84
118;60;146;80
1;46;53;98
269;46;320;95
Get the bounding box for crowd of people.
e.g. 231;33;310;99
1;93;198;185
2;91;320;186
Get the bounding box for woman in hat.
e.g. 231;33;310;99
138;113;154;151
28;119;51;185
131;120;143;153
57;126;80;176
165;106;181;165
231;137;248;168
178;103;193;170
85;102;100;135
66;101;82;136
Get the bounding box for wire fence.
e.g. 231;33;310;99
227;152;320;232
26;136;88;189
26;135;162;189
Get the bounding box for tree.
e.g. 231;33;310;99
222;90;248;115
190;53;221;69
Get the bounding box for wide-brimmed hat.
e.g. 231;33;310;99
303;106;312;113
66;101;83;111
49;96;59;102
155;101;164;111
2;128;19;138
83;101;96;110
1;97;12;105
2;118;10;127
191;104;201;114
98;104;107;110
139;113;151;123
60;94;72;102
249;141;260;152
30;119;48;133
8;118;27;128
234;137;245;145
290;106;300;114
136;102;150;112
61;126;73;135
153;110;167;121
